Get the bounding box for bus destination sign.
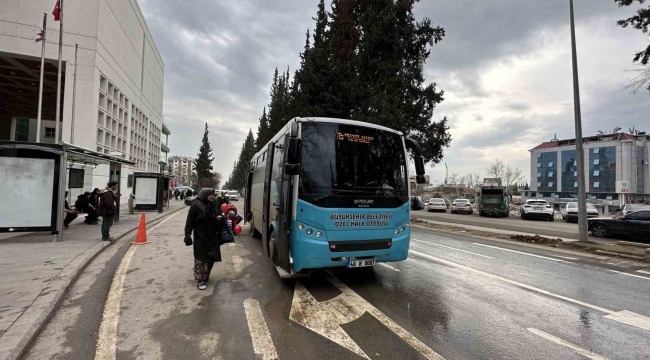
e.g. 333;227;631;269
338;132;373;144
330;213;392;228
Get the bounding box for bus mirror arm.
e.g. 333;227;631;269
287;138;301;163
284;163;300;175
405;138;427;184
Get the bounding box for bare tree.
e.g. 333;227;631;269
486;159;505;179
503;166;524;187
448;173;460;186
466;173;482;188
623;67;650;95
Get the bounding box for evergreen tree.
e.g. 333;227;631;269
615;0;650;93
255;107;271;150
229;129;256;191
195;122;214;179
195;123;217;189
257;0;451;164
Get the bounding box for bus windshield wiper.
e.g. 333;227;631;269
313;189;360;203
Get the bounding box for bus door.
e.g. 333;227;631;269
276;134;291;272
244;170;253;223
262;142;275;257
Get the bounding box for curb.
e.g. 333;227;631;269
1;206;188;360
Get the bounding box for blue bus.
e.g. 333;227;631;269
244;117;427;277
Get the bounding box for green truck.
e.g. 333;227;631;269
477;178;510;217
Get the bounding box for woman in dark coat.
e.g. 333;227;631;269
184;188;222;290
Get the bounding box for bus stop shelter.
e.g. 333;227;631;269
133;172;172;213
0;141;135;241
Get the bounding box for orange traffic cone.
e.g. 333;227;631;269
131;212;150;245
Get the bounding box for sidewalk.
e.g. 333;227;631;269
0;201;188;360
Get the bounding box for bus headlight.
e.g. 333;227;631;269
401;226;406;233
394;229;400;235
306;228;313;235
298;224;304;230
316;231;322;238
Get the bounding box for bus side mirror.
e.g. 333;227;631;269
414;156;426;184
284;163;300;175
287;138;301;164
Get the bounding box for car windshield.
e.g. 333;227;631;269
298;122;408;208
628;204;650;211
228;191;238;195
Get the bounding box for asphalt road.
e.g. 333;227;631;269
413;209;591;240
26;208;650;359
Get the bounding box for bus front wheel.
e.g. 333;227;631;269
269;231;280;266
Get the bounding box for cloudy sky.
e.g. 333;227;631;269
138;0;650;184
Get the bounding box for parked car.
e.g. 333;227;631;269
450;199;473;214
228;190;240;201
561;202;600;222
588;210;650;239
411;196;424;211
521;199;554;221
426;198;447;212
184;195;196;206
617;204;650;217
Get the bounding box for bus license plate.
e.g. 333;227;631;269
347;259;376;268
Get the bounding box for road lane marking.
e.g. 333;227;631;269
289;272;445;360
551;255;579;260
377;262;401;272
409;249;650;333
412;238;494;259
243;298;279;360
604;310;650;332
95;246;137;360
233;255;244;273
527;328;609;360
637;270;650;275
95;209;187;360
608;270;650;281
471;243;570;263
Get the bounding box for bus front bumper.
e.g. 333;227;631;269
292;230;410;272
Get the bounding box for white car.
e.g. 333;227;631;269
450;199;473;214
561;202;599;222
426;198;447;212
521;199;554;221
228;190;239;201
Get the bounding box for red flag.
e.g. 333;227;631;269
52;0;61;21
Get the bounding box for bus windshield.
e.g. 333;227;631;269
298;122;408;208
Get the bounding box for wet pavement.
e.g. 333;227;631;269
25;208;650;359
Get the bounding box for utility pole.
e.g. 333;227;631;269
70;43;78;144
570;0;589;242
36;12;47;143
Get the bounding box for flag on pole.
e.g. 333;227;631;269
52;0;61;21
35;18;45;42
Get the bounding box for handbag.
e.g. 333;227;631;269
220;227;235;245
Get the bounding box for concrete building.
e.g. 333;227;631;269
529;132;650;206
168;155;196;186
0;0;165;195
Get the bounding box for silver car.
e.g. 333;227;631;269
617;204;650;217
450;199;473;214
426;198;447;212
521;199;554;221
561;202;599;222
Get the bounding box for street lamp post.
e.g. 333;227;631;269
569;0;589;242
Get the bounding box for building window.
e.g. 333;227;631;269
548;162;554;167
537;153;542;158
548;172;553;177
573;182;578;187
548;182;554;187
593;182;600;188
536;173;541;178
537;152;558;192
537;163;542;168
593;159;599;165
593;148;599;154
44;127;55;138
574;171;577;176
593;170;599;177
589;146;615;193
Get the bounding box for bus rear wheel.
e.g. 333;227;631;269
269;231;280;266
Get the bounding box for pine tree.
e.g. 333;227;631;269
228;129;256;191
255;107;271;150
195;122;217;189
